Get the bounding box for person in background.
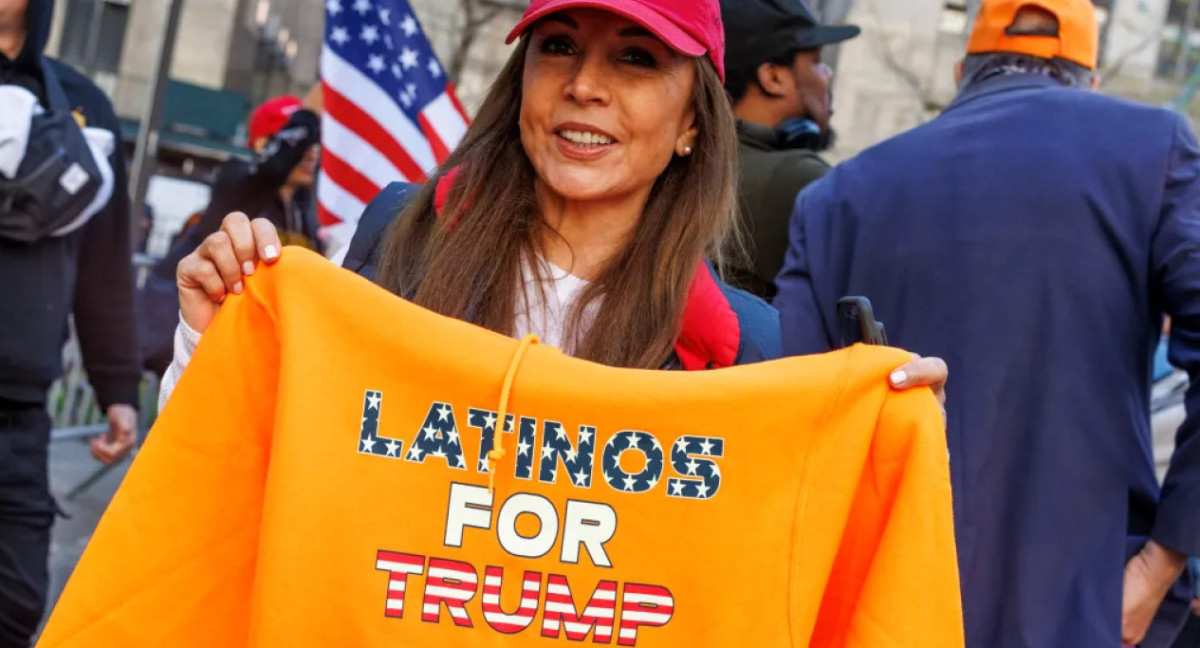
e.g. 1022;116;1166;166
0;0;140;643
160;0;947;419
139;92;321;376
774;0;1200;646
718;0;858;301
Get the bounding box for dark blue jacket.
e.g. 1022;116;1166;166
341;182;782;369
775;74;1200;648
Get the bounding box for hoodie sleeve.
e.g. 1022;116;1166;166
70;80;142;409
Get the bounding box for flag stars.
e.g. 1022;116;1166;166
517;439;531;456
456;455;467;469
446;428;460;445
685;458;699;475
553;423;567;441
360;24;379;45
483;412;497;431
325;0;342;15
377;7;391;23
400;47;419;69
361;438;376;453
698;438;715;455
330;26;349;46
384;439;400;457
400;14;417;36
622;474;637;492
626;432;641;449
422;424;438;440
366;54;385;74
479;457;490;472
695;482;711;498
366;392;381;410
670;481;685;496
573;468;589;486
674;437;689;454
352;0;370;14
541;445;555;461
391;63;402;78
407;446;424;461
437;404;451;421
578;427;593;445
383;34;393;50
428;58;442;78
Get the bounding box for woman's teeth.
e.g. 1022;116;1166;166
559;130;614;146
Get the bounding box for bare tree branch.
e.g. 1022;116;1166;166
860;0;947;113
449;0;504;82
1097;15;1166;82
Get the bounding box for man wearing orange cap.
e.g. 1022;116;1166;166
775;0;1200;646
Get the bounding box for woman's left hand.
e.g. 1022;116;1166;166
887;355;948;409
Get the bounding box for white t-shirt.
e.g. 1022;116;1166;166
159;255;594;411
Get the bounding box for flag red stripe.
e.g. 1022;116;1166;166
321;150;380;207
418;113;451;163
324;83;428;183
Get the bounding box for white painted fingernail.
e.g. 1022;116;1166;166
242;261;255;276
264;245;279;260
233;281;243;295
890;370;908;386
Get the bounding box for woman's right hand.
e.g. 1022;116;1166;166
177;212;283;334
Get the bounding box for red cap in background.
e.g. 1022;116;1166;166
247;95;303;145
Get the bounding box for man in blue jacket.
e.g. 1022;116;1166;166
774;0;1200;646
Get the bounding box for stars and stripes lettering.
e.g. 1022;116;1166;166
539;421;596;487
357;390;405;459
319;0;469;252
601;431;665;494
374;550;424;618
422;558;478;627
618;583;675;646
467;408;515;473
541;576;618;643
666;436;725;500
406;402;468;470
480;567;542;634
515;416;539;481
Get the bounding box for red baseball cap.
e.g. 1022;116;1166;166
247;95;303;144
505;0;726;81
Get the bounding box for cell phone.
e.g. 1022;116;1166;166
837;296;888;348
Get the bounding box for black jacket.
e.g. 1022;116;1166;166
152;108;321;277
0;0;140;408
728;121;831;301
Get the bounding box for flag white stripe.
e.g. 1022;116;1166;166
376;560;422;573
422;93;468;148
321;47;437;172
622;593;673;606
619;610;672;624
322;113;406;188
317;173;367;224
424;585;475;600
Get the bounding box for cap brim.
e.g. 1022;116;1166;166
795;24;861;49
505;0;706;58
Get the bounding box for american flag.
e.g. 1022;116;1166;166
318;0;469;250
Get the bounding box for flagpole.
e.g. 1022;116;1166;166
128;0;186;248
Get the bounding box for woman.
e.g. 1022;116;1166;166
163;0;947;402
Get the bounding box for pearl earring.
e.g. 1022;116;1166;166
683;145;693;155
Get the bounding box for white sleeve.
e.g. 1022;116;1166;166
157;314;203;413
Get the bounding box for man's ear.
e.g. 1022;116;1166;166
756;61;790;98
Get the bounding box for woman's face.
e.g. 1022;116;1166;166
520;8;699;206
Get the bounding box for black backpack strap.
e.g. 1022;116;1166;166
38;58;73;114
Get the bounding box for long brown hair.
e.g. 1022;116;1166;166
375;37;739;369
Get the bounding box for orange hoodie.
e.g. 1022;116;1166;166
38;249;962;648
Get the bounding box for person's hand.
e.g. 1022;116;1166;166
887;354;948;409
1122;540;1188;645
177;212;282;334
91;404;138;465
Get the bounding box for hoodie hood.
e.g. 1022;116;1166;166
2;0;53;68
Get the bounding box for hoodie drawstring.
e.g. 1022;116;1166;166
488;334;539;494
